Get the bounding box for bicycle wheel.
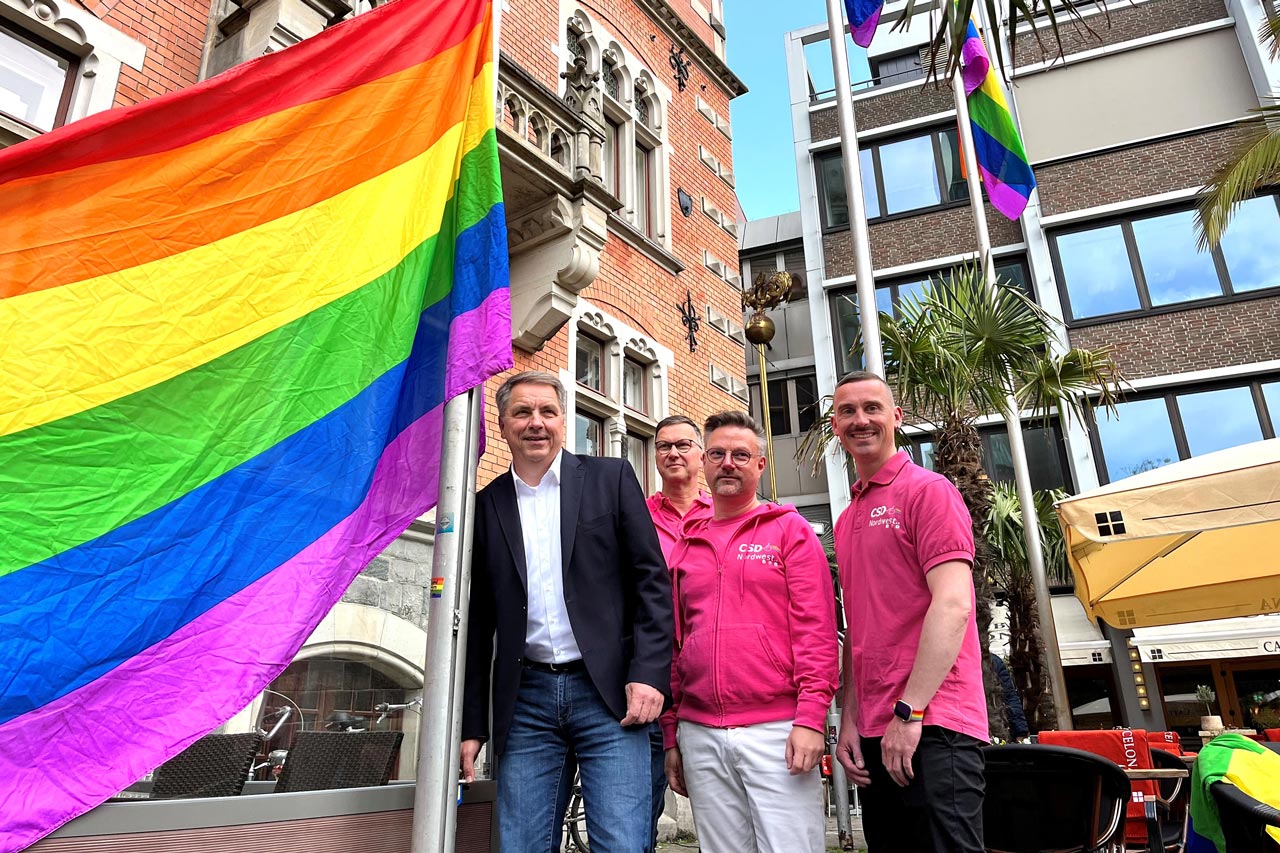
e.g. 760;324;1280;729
566;785;590;852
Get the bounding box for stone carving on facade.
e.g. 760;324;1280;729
507;195;609;352
561;55;606;184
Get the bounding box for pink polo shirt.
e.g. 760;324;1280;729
646;490;713;563
834;451;988;742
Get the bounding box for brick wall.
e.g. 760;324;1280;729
88;0;211;105
1067;295;1280;380
1013;0;1226;67
810;83;954;141
822;200;1024;278
481;0;745;489
1036;125;1252;217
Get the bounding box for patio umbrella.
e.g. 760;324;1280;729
1056;438;1280;629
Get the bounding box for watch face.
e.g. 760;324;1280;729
893;700;912;722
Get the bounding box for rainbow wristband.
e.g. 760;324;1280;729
908;708;925;722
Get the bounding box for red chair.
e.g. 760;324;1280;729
1038;729;1166;850
1153;731;1184;755
1262;729;1280;742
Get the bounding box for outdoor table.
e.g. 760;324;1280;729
1122;768;1189;780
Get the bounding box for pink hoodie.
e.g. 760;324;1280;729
662;502;838;748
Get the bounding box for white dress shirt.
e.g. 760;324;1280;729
513;451;582;663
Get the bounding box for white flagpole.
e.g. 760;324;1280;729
824;0;883;376
950;11;1073;731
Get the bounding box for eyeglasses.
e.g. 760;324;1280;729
705;448;757;466
656;439;700;455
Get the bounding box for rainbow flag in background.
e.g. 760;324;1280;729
845;0;884;47
1189;733;1280;852
0;0;510;847
959;19;1036;220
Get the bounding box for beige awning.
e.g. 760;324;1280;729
1056;439;1280;629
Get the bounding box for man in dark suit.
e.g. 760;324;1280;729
460;370;672;853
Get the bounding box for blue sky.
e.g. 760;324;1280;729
726;3;871;221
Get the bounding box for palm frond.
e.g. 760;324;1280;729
907;0;1108;83
1195;106;1280;249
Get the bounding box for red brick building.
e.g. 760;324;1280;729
2;0;745;788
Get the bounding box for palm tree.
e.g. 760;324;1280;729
803;263;1123;733
1196;6;1280;247
986;483;1069;733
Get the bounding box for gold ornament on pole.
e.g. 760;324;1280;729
742;270;793;501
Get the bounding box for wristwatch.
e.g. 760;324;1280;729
893;699;925;723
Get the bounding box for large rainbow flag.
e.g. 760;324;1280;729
959;19;1036;220
0;0;510;847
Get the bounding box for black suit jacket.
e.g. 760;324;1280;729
461;452;672;757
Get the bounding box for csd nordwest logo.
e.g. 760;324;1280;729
868;504;902;529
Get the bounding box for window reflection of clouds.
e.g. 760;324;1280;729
1057;226;1140;318
1219;197;1280;293
1176;387;1264;457
880;135;941;215
860;148;880;219
1131;211;1219;306
1263;383;1280;430
1097;398;1178;481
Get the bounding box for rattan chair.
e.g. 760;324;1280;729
983;744;1131;853
274;730;403;793
150;732;264;799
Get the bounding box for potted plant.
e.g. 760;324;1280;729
1196;685;1222;732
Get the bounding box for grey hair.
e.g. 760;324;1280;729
655;415;702;442
703;410;766;454
495;371;567;418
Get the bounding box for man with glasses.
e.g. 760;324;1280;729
661;410;838;852
643;415;713;850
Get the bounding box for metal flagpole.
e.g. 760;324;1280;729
824;0;883;376
949;9;1073;730
411;388;483;853
411;5;505;850
821;1;877;840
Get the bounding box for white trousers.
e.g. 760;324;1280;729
678;719;825;853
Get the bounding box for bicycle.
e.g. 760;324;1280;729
564;771;589;851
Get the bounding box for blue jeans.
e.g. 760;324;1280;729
497;667;650;853
647;722;668;853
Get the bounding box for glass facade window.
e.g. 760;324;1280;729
634;145;653;237
1219;197;1280;293
832;259;1031;373
1095;398;1180;482
1175;386;1264;457
576;413;604;456
1093;376;1279;483
1130;211;1220;306
908;422;1070;493
816;128;967;229
575;336;603;391
749;373;820;438
879;134;941;215
1055;225;1141;319
1052;199;1280;321
623;433;649;490
622;358;646;413
0;24;74;132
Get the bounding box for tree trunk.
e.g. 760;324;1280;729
934;414;1005;740
1006;570;1056;731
